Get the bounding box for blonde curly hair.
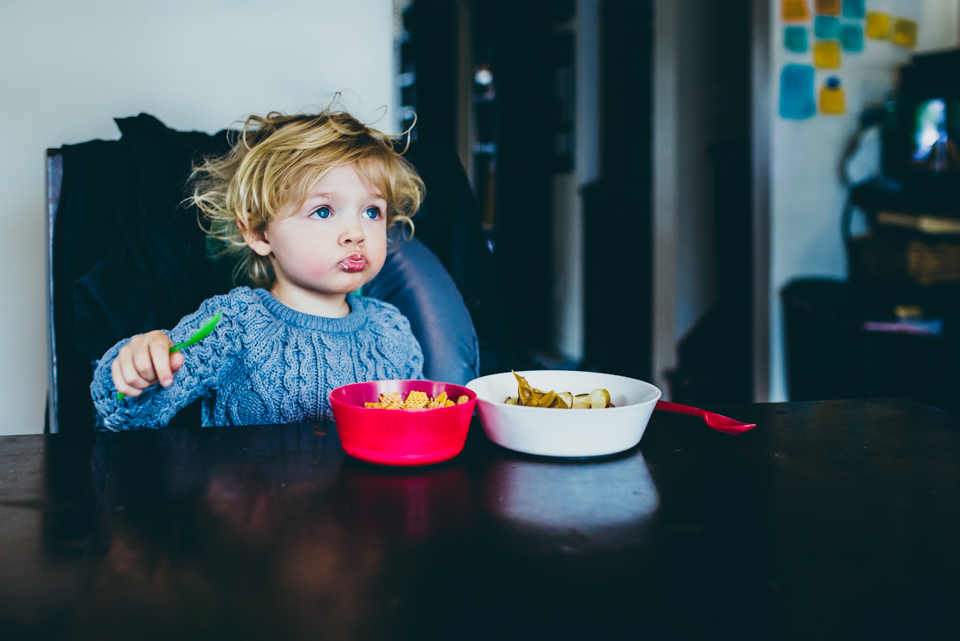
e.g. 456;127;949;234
190;107;424;288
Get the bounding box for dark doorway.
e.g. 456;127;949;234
399;0;657;377
582;0;655;382
667;0;754;405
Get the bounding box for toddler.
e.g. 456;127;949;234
91;108;426;428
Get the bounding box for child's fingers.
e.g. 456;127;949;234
132;345;159;385
112;357;143;398
170;351;184;374
117;343;153;391
151;341;175;387
111;331;177;398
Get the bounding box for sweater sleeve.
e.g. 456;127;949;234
90;292;247;429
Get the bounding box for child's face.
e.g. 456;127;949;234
247;164;388;312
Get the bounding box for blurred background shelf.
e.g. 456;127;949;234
782;278;960;412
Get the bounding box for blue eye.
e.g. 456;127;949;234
364;207;381;220
311;206;331;219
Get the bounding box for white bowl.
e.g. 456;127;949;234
466;370;661;457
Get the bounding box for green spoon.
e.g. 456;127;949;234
117;311;223;400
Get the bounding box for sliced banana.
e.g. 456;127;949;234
504;372;615;409
589;388;610;409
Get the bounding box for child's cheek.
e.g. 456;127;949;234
368;249;387;275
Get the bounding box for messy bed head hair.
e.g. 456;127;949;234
190;107;424;288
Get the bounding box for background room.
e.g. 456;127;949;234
2;0;959;436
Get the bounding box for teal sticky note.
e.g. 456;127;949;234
842;0;865;20
785;26;809;52
780;64;816;120
815;16;841;39
841;24;864;52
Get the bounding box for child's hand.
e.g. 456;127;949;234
111;331;185;398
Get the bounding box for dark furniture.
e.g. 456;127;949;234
783;278;960;412
2;399;959;639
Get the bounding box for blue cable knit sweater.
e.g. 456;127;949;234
91;287;424;429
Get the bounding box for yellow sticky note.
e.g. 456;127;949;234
813;41;841;68
866;11;890;40
820;81;846;115
815;0;840;16
782;0;810;22
892;18;918;49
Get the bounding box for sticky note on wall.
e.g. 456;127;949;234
814;41;842;68
892;18;918;49
815;16;841;39
842;0;865;20
820;77;846;115
866;12;890;39
782;0;810;22
780;64;816;120
841;24;864;52
785;26;809;52
815;0;841;16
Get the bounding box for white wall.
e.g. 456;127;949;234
760;0;960;402
550;0;601;363
654;0;681;396
654;0;738;397
0;0;395;435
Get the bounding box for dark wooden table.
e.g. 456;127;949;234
2;399;959;640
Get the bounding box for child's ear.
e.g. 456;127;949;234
240;224;272;257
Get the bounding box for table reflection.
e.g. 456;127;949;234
479;449;660;552
334;459;474;541
29;424;659;638
71;423;458;639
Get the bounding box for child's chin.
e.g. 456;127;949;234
332;280;368;295
325;269;377;293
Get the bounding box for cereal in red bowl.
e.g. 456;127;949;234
329;380;477;466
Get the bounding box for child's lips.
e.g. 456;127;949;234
339;253;367;273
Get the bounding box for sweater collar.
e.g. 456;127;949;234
254;289;367;333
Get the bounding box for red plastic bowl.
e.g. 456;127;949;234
329;380;477;466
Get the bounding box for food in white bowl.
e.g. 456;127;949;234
504;371;613;409
466;370;661;457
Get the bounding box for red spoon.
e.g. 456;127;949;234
655;400;756;435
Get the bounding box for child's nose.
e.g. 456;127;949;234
340;221;365;245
